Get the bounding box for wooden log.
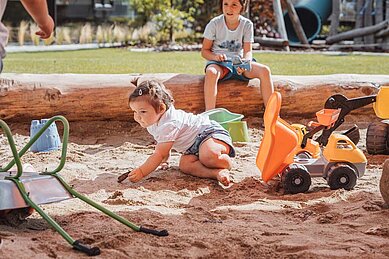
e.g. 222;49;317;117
326;20;389;44
0;73;388;123
329;0;340;36
254;36;289;47
272;0;290;51
376;27;389;38
284;0;309;45
375;0;384;42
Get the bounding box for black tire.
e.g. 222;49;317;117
327;164;357;190
282;164;311;194
342;125;360;145
366;121;389;155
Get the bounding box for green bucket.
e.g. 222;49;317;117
225;121;250;142
202;108;249;142
202;108;244;129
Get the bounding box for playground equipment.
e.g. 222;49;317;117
256;86;389;194
0;116;168;256
256;92;367;194
283;0;332;43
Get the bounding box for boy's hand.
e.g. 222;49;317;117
214;54;227;62
36;16;54;39
128;167;144;182
236;66;245;75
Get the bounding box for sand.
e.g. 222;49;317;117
0;117;388;259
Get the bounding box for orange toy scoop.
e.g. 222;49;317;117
256;92;298;182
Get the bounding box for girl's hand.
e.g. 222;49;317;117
128;167;145;182
159;162;169;170
214;54;227;62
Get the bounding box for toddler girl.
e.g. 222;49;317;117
127;80;236;186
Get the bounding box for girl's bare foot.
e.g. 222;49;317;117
217;170;231;186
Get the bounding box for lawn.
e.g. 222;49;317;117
3;48;389;75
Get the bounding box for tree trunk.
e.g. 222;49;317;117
1;73;388;123
363;0;374;49
384;0;389;51
354;0;365;44
272;0;290;51
329;0;340;36
284;0;309;45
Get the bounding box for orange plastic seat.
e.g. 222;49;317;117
256;92;298;182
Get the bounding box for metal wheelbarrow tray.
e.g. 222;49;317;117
0;116;168;256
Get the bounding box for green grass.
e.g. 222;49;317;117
4;48;389;75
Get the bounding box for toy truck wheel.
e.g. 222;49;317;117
366;121;389;155
327;164;357;190
282;164;311;194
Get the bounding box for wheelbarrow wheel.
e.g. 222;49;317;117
366;121;389;155
282;164;311;194
0;207;34;226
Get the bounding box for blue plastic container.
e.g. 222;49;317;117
30;119;61;153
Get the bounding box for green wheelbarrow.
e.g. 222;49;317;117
0;116;168;256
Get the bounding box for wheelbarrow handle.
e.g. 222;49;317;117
73;240;101;256
140;226;169;236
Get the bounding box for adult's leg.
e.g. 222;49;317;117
243;62;274;106
204;64;226;111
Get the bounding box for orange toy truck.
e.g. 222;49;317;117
256;92;367;194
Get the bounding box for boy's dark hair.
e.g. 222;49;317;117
129;80;174;113
219;0;248;13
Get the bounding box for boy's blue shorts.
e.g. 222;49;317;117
205;58;256;82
